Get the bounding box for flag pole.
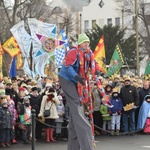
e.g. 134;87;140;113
135;0;140;76
118;44;130;72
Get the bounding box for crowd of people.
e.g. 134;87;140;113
0;75;69;147
0;33;150;150
0;74;149;148
91;75;150;137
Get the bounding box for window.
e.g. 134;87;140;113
115;17;120;27
84;20;89;32
107;18;112;25
99;19;104;28
92;20;96;29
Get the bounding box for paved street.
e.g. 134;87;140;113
1;133;150;150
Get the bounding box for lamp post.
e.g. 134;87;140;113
80;13;82;34
135;0;140;76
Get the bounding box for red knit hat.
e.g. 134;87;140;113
19;87;25;92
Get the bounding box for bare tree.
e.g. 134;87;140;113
121;0;150;58
0;0;53;43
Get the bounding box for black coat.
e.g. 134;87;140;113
120;85;139;107
5;88;19;109
0;107;12;129
138;88;150;107
29;94;42;117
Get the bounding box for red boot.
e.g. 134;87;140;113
49;128;56;142
12;139;17;144
45;129;50;142
0;143;6;148
5;142;11;147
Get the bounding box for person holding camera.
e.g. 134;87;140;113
38;87;60;142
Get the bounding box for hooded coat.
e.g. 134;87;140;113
137;95;150;129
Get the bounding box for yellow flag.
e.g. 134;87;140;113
0;55;2;81
0;43;4;81
94;35;107;74
0;43;4;55
17;52;23;70
2;36;20;57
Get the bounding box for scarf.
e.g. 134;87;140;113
77;46;105;136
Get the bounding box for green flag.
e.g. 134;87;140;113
144;59;150;79
106;44;124;78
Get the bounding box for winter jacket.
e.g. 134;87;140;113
8;104;17;125
108;97;123;114
138;88;150;107
100;104;111;121
0;107;12;129
59;47;95;84
19;104;31;125
120;85;139;108
92;89;102;111
5;88;19;109
29;94;42;117
38;92;60;119
58;47;79;84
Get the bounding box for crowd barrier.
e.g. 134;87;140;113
15;109;147;150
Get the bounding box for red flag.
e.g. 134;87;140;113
94;35;107;74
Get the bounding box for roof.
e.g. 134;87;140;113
63;0;90;11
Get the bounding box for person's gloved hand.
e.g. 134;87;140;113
109;111;112;116
117;110;121;115
133;105;138;109
49;93;55;98
75;75;85;85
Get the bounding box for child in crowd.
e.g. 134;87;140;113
137;95;150;133
100;99;111;135
108;88;123;136
7;95;18;144
0;94;12;147
55;95;65;140
19;96;32;144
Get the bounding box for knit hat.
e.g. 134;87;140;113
0;94;7;106
6;79;12;85
0;83;5;95
19;87;25;92
78;33;90;45
31;87;38;92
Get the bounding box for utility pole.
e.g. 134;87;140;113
135;0;140;76
80;13;82;34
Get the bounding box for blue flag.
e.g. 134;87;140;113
9;56;17;78
55;29;69;67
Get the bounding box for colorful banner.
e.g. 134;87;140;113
94;35;107;74
144;59;150;79
106;44;124;78
10;21;32;58
2;36;20;57
28;18;57;61
16;51;23;70
55;29;69;67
